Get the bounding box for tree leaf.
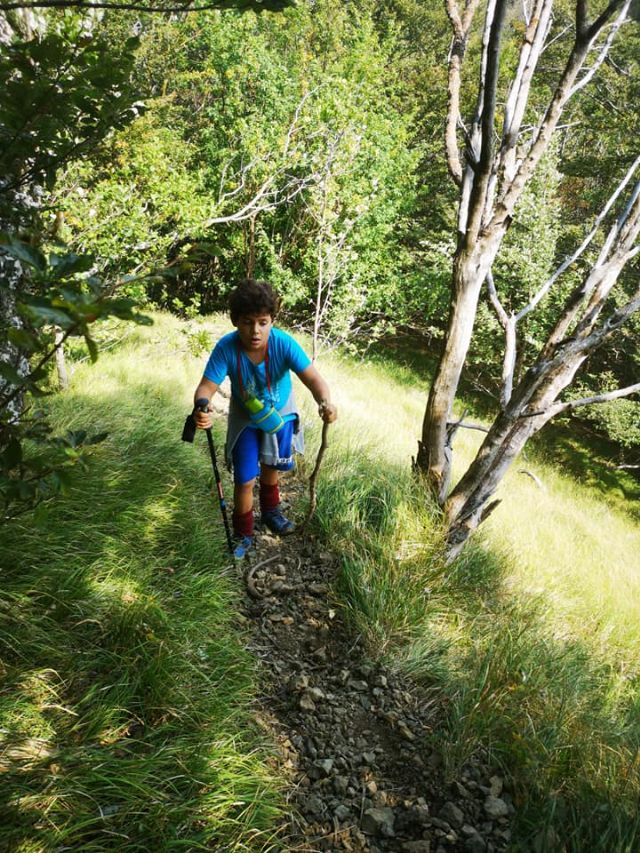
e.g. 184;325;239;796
49;252;94;278
85;335;99;363
3;439;22;468
0;235;46;272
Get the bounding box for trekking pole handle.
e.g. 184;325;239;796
195;397;210;413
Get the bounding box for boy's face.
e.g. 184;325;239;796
236;312;273;353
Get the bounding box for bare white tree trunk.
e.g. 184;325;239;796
54;328;69;390
418;0;637;556
0;11;44;424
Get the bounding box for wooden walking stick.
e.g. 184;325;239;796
300;419;330;531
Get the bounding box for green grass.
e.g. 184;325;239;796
299;335;640;852
3;311;640;851
0;314;282;852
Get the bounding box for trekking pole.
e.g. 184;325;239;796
182;398;234;555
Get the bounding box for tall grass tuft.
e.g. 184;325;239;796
0;314;282;851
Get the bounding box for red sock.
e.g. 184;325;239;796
260;483;280;513
233;509;254;538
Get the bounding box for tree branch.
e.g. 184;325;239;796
486;271;517;408
525;382;640;418
517;155;640;323
465;0;510;241
444;0;481;187
570;0;631;97
499;0;552;182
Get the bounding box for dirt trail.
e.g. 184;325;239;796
238;482;515;853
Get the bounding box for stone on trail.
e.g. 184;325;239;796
334;803;352;822
440;801;464;828
489;775;503;797
361;806;396;837
464;830;487;853
484;795;509;819
309;758;334;779
402;842;431;853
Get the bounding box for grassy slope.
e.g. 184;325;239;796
304;342;640;851
2;312;640;851
0;314;282;852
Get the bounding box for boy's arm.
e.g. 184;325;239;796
297;365;338;423
193;377;219;429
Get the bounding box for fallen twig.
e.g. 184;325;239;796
245;555;281;599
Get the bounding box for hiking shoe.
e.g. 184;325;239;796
261;507;295;536
232;535;254;559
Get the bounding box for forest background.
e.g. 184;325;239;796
1;0;640;850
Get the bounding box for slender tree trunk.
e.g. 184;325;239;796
54;328;69;390
416;238;501;503
0;11;42;423
443;354;587;558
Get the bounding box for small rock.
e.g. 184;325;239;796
361;807;395;838
349;679;370;692
454;781;473;799
304;795;325;817
334;775;349;795
402;842;431;853
464;832;487;853
307;687;326;701
299;693;316;712
309;758;334;779
398;721;416;741
290;674;309;692
489;776;503;797
412;803;431;825
484;796;509;819
440;801;464;828
361;751;377;765
334;804;352;822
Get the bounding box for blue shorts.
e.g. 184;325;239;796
232;420;296;484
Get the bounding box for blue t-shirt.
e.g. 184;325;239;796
204;327;312;411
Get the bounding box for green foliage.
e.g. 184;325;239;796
573;373;640;454
0;236;152;521
58;2;419;344
0;16;140;206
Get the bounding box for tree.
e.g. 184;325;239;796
416;0;640;558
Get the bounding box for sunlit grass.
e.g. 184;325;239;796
0;312;282;851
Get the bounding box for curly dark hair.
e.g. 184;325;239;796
228;279;280;325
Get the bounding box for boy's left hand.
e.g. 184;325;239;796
318;402;337;423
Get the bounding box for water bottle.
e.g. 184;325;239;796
244;394;285;434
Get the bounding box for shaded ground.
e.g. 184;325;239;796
238;480;515;853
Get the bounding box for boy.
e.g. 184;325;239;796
193;279;337;558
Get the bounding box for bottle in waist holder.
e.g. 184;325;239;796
244;393;285;434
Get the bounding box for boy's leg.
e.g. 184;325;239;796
231;428;260;554
233;479;256;536
260;422;295;535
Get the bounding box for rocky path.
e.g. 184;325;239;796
237;486;516;853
